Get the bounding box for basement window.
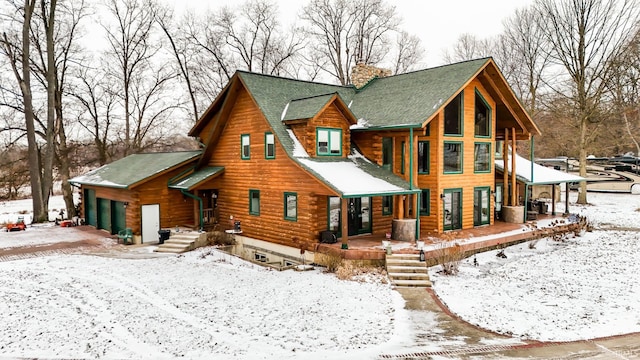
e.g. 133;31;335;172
254;252;267;262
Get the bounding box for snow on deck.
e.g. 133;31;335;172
496;153;584;184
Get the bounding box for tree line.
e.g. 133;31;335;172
1;0;639;218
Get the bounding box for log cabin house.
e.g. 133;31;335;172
71;58;543;254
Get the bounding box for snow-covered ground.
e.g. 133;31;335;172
430;191;640;342
1;192;639;359
0;248;408;359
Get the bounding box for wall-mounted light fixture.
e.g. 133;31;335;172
123;202;129;209
440;193;445;200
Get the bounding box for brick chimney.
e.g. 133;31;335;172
350;62;392;89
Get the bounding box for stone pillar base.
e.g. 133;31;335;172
392;219;416;241
502;206;524;224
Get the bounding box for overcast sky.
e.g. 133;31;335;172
168;0;535;66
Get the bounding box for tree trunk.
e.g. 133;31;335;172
21;1;47;222
577;117;588;204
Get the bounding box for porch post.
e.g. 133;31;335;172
552;184;557;215
341;197;349;249
395;195;404;220
503;129;509;205
511;127;517;205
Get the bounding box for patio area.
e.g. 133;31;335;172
314;213;578;263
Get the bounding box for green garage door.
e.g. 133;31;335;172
97;198;111;233
84;189;97;227
111;200;126;235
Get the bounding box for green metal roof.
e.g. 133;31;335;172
237;59;492;196
169;166;225;190
349;58;490;127
70;151;202;188
283;93;338;121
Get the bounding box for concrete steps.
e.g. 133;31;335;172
154;232;200;254
386;253;432;288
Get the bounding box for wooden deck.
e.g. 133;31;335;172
314;214;575;263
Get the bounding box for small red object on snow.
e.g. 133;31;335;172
6;217;26;231
60;220;74;227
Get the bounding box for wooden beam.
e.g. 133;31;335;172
511;127;517;206
341;198;349;249
479;71;535;136
503;129;509;206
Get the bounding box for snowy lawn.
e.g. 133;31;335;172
0;249;407;359
430;192;640;341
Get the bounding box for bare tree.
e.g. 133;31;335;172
391;30;423;75
500;7;551;116
103;0;157;156
102;0;182;156
535;0;640;204
606;29;640;158
0;0;49;221
301;0;400;85
184;0;303;102
154;4;199;122
69;65;118;166
442;33;496;64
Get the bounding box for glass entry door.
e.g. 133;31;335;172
328;197;372;236
474;187;490;226
443;189;462;231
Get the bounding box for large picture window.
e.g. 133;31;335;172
249;190;260;215
317;128;342;156
418;141;430;174
284;192;297;221
444;142;463;173
241;134;250;160
475;90;491;137
265;132;275;159
474;143;491;173
444;92;463;135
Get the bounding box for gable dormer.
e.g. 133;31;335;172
281;93;357;158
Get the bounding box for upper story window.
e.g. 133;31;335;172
475;90;491;137
382;137;393;170
241;134;250;160
474;142;491;173
444;92;463;136
317;127;342;156
444;141;463;174
418;141;430;174
265;132;275;159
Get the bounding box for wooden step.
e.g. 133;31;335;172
392;279;433;287
387;265;428;273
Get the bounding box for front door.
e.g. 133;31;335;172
328;197;372;236
141;204;160;244
443;189;462;231
474;187;490;226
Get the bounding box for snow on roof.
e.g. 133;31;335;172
297;158;407;197
286;129;309;158
496;153;585;184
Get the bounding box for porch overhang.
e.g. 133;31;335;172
168;166;225;191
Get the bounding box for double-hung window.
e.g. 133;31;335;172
241;134;250;159
265;132;275;159
317;128;342;156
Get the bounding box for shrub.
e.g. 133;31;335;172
434;242;464;275
316;252;343;273
207;230;235;246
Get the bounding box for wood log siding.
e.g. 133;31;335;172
207;87;339;250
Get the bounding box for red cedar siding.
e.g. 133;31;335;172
206;88;338;250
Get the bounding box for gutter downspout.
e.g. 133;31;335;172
181;189;204;232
